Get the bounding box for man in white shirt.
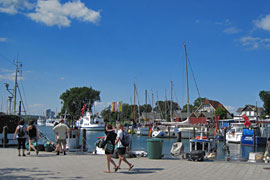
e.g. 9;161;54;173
53;119;69;155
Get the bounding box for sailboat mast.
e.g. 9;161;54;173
13;59;19;115
134;84;136;122
184;43;190;125
145;90;147;121
170;81;173;122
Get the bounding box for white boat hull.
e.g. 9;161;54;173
226;133;242;143
79;126;105;131
152;130;177;138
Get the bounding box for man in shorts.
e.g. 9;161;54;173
53;119;69;155
114;124;134;172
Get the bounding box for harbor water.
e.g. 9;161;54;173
38;126;267;161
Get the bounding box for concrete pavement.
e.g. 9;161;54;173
0;148;270;180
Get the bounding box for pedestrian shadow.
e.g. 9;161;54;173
0;168;83;180
27;154;56;158
119;168;164;174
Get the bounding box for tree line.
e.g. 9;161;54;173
58;86;270;122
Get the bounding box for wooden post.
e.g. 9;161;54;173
3;126;8;148
82;129;86;152
177;132;182;142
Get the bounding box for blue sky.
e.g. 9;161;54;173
1;0;270;115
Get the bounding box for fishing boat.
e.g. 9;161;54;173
1;60;27;146
226;123;245;143
0;114;20;146
241;127;267;146
76;112;105;131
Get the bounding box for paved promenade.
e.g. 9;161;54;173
1;148;270;180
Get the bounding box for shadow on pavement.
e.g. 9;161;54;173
119;168;164;174
0;168;83;180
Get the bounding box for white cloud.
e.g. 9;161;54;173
59;77;64;80
224;105;235;113
254;14;270;31
0;0;101;27
0;0;34;14
27;0;101;27
223;27;241;34
0;37;8;42
216;19;231;26
0;69;24;81
29;104;43;108
239;36;270;49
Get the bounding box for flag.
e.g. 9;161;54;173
118;101;122;112
148;125;152;137
81;104;86;116
243;114;251;127
112;102;116;112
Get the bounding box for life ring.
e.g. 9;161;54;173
195;136;207;140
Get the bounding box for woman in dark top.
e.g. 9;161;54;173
13;120;28;156
27;120;39;155
104;124;117;173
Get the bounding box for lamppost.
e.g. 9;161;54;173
4;83;14;115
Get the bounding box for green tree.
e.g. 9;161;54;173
60;86;100;120
193;97;206;110
181;104;195;113
154;101;180;121
259;91;270;115
214;107;227;119
139;104;152;113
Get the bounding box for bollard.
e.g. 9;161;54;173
3;126;8;148
82;129;86;152
177;131;182;142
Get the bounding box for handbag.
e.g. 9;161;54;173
104;141;114;153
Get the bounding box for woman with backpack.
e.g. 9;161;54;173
103;124;118;173
27;120;39;155
13;120;28;156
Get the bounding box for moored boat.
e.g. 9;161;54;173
76;112;105;131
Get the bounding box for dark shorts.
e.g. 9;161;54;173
105;149;114;155
29;137;37;141
117;147;126;155
56;139;66;145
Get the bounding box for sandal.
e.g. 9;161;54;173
129;164;134;171
114;166;119;172
104;171;110;173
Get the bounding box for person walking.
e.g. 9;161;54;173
53;119;69;155
26;120;39;156
13;120;28;157
103;124;118;173
114;124;134;172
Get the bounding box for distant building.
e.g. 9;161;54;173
44;109;55;119
235;105;264;120
196;99;232;119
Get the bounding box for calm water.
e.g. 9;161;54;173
38;126;266;161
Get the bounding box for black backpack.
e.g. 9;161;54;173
120;131;130;147
18;126;25;138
